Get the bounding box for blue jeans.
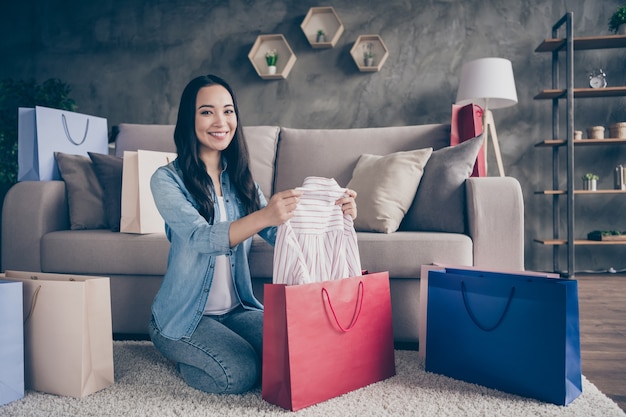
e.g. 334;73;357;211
149;306;263;394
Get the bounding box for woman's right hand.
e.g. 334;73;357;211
262;189;302;226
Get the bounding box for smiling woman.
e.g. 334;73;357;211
146;74;357;395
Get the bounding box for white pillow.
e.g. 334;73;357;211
347;148;433;233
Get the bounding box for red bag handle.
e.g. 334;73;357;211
322;281;364;332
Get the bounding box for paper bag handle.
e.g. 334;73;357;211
24;284;42;324
62;113;89;146
461;281;515;332
322;281;364;332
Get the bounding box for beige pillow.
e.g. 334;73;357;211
347;148;433;233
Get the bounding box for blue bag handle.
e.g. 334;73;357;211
62;113;89;146
461;281;515;332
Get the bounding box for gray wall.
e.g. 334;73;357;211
1;0;625;273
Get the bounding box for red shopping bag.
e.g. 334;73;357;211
262;271;396;411
451;103;485;177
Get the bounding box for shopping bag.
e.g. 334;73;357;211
3;271;114;398
0;279;24;406
425;268;582;405
18;106;108;181
418;264;559;359
450;103;485;177
120;150;176;234
262;271;396;411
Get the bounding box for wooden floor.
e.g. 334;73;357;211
577;274;626;412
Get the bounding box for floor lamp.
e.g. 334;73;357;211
455;58;518;177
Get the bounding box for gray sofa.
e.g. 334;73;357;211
2;123;524;344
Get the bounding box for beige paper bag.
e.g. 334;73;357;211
120;149;176;234
4;271;114;398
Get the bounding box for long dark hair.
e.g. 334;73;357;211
173;74;260;224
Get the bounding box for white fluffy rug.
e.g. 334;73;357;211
1;341;624;417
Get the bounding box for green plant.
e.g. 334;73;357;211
265;49;278;66
582;173;599;181
317;29;325;36
0;78;77;186
609;6;626;33
363;42;375;59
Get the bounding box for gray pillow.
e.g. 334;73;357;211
54;152;107;230
89;152;123;232
400;135;484;233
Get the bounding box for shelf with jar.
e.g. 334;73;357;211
248;34;297;80
300;6;344;49
349;35;389;72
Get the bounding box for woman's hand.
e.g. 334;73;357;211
263;189;303;226
336;189;357;220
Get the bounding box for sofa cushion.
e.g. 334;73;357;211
41;230;169;275
54;152;108;230
246;231;473;280
401;134;484;234
89;152;123;232
274;124;450;192
347;148;433;233
356;231;473;278
114;124;279;199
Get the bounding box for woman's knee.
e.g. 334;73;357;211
179;349;259;394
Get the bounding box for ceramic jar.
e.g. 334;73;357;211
587;126;605;139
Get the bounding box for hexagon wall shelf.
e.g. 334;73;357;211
300;6;344;49
248;34;297;80
350;35;389;72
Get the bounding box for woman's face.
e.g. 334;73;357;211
194;84;237;154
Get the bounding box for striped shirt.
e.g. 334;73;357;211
273;177;362;285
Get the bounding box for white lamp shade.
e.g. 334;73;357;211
455;57;518;110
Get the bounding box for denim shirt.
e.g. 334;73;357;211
149;158;276;340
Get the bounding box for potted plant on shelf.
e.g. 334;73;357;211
582;173;599;191
609;6;626;34
363;42;375;66
265;49;278;75
316;30;326;43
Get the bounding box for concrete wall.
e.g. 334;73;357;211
1;0;625;273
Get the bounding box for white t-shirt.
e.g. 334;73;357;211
203;197;239;315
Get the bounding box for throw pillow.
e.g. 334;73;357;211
89;152;123;232
54;152;108;230
400;134;484;233
347;148;433;233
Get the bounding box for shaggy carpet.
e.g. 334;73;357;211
0;341;624;417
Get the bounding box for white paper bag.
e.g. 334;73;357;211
3;271;114;398
18;106;109;181
0;279;24;405
120;150;176;234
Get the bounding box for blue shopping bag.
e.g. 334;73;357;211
0;280;24;406
425;268;582;405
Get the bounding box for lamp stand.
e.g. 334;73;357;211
482;109;505;177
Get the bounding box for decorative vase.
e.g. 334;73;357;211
587;126;605;139
364;57;374;66
583;179;597;191
316;33;326;43
609;122;626;139
268;65;277;75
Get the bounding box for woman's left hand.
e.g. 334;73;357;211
336;189;357;220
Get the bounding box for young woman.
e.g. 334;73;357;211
149;74;357;394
